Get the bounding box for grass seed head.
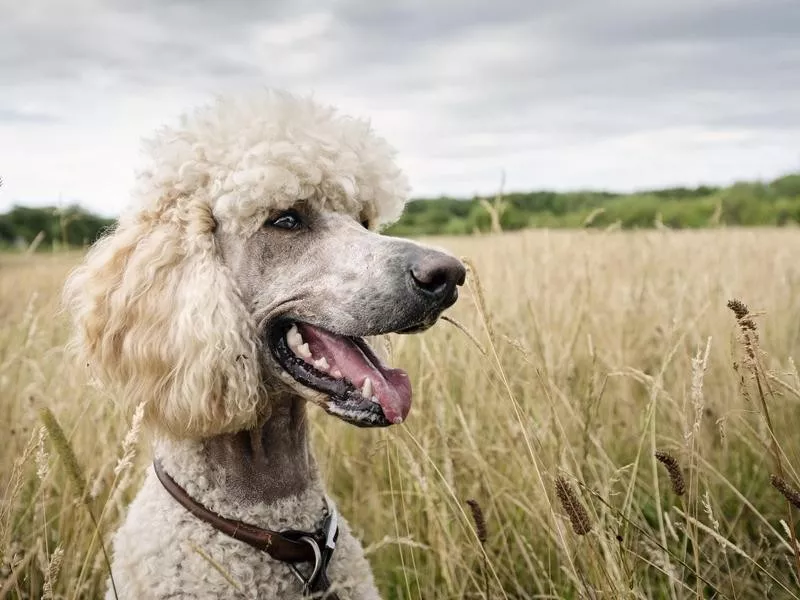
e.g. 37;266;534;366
466;499;488;545
555;476;592;535
655;451;686;496
727;298;759;360
35;426;49;481
41;545;64;600
770;474;800;510
727;299;749;320
39;407;87;501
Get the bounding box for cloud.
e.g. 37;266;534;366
0;108;60;124
1;0;798;215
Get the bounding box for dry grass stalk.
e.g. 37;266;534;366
188;543;245;596
114;400;146;477
479;170;507;234
686;338;712;444
35;426;49;481
771;475;800;510
555;477;592;535
39;407;87;499
41;545;64;600
0;429;38;547
727;299;759;361
582;207;606;227
654;451;686;496
466;498;490;598
25;231;46;255
38;407;119;598
462;257;495;342
727;297;800;580
701;491;725;551
441;315;487;356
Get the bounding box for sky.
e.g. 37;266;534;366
2;0;799;217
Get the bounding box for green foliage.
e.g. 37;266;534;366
770;173;800;197
0;204;114;250
384;172;800;235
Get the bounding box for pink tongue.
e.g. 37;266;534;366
296;324;412;424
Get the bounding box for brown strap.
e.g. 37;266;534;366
152;459;321;564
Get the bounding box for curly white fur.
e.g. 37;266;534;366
64;90;409;439
63;90;412;599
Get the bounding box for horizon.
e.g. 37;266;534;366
3;0;799;217
2;169;795;223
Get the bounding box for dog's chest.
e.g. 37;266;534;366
106;472;381;599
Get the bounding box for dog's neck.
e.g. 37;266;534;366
155;394;320;509
206;394;318;505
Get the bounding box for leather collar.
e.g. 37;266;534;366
153;459;340;598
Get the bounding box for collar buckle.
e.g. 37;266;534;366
289;498;339;595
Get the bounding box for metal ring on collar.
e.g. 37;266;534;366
290;536;323;593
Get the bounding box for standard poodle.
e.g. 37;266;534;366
63;90;465;599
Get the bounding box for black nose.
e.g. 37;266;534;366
410;252;466;305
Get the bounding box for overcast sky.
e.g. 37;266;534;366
2;0;799;216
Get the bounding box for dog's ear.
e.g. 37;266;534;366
63;194;266;439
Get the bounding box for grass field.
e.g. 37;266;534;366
2;228;800;599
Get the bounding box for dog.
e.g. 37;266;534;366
63;90;465;598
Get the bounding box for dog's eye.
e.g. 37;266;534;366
361;219;370;229
267;211;303;231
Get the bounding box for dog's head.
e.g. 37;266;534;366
64;90;465;438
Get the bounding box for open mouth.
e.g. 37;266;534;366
269;321;412;427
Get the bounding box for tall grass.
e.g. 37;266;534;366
2;229;800;598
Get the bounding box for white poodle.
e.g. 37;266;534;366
63;90;465;599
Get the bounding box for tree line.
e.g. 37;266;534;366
0;205;115;250
384;172;800;236
1;172;799;249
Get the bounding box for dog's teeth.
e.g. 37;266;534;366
370;395;380;404
332;369;343;379
297;343;311;358
314;357;329;371
286;325;302;348
361;377;373;398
